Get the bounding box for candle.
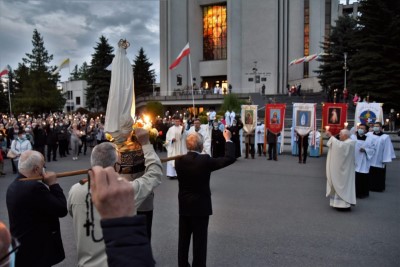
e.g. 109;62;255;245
325;126;330;131
344;122;348;128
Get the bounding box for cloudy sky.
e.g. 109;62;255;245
0;0;160;82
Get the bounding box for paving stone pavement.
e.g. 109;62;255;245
0;150;399;267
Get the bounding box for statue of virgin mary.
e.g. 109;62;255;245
104;39;135;143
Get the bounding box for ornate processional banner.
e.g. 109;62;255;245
241;105;258;133
322;103;348;136
265;104;286;134
354;102;383;127
292;103;316;136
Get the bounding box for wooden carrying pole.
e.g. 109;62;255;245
19;154;184;182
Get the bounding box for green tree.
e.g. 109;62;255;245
86;36;114;111
70;65;80;81
316;16;357;92
133;47;156;97
78;62;89;80
145;101;164;120
0;82;8;113
13;29;65;114
350;0;400;109
219;93;244;114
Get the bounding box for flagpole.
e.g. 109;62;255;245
8;74;12;115
188;53;195;116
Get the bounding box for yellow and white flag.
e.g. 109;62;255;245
52;58;70;75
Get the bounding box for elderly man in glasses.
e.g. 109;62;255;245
67;128;162;267
6;150;68;267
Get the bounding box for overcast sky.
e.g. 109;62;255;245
0;0;160;82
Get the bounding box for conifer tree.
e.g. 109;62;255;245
316;16;357;93
13;29;65;114
86;36;114;111
132;47;156;97
350;0;400;109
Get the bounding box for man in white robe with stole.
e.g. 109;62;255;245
366;122;396;192
166;117;187;179
326;129;356;211
350;124;376;198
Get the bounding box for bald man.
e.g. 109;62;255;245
325;129;356;211
6;150;67;267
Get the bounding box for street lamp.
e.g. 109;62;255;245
343;52;348;91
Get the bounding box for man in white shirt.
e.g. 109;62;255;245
68;128;162;267
187;118;211;155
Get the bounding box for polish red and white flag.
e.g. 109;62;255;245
169;43;190;70
0;66;9;77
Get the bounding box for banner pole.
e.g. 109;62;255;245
188;53;195;116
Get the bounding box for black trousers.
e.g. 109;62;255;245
47;144;58;161
297;137;308;163
178;215;209;267
59;139;68;157
137;210;153;241
245;143;255;158
257;143;264;156
267;143;277;159
355;172;369;198
369;166;386;192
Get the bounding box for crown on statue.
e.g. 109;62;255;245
118;39;130;49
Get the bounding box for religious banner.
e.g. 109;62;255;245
292;103;316;136
354;102;383;127
241;105;258;133
265;104;286;134
322;103;348;136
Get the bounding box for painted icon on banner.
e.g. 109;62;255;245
270;109;280;124
328;107;341;125
245;110;254;125
296;110;311;127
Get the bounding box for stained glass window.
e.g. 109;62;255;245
202;4;227;60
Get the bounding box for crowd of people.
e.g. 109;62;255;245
0;112;108;176
0;108;397;266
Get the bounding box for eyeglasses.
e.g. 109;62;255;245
0;237;20;265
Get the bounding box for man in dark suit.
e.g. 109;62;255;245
175;129;236;267
6;150;67;267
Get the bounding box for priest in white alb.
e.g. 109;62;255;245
187;118;211;155
325;129;356;211
165;117;187;179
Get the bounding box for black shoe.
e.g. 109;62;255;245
274;158;277;161
47;159;51;162
53;159;57;161
0;172;6;176
303;161;306;164
267;158;272;160
168;176;177;180
298;161;302;164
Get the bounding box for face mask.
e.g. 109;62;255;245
373;126;380;132
357;129;365;135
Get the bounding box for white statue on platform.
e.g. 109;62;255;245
104;39;135;143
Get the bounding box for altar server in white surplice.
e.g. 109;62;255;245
166;117;187;179
326;129;356;211
229;111;236;127
350;124;376;198
255;120;265;157
366;122;396;192
225;110;231;127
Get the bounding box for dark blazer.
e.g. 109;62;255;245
175;141;236;216
101;215;155;267
6;175;68;267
